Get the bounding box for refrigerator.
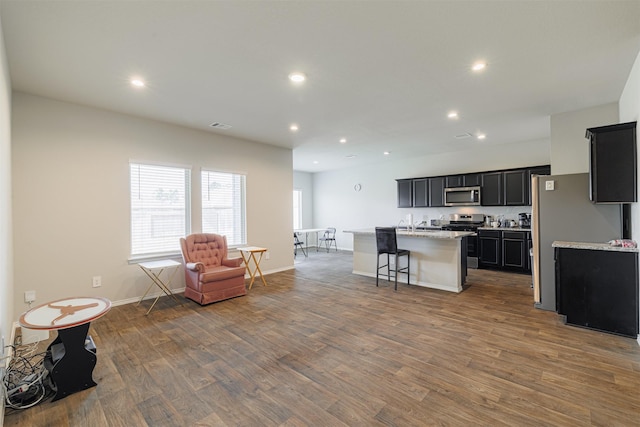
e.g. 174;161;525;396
532;173;622;311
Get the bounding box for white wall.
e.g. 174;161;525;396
550;103;619;175
11;93;294;316
618;48;640;341
313;138;550;250
0;6;13;402
293;171;314;228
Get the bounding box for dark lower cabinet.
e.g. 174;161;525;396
555;247;639;338
480;229;530;273
479;230;501;267
502;231;527;269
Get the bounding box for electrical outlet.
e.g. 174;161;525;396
24;290;36;303
545;180;555;191
92;276;102;288
265;251;270;260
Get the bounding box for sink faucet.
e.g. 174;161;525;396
397;219;406;228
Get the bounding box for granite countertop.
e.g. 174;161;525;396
552;241;640;253
344;228;475;240
477;226;531;232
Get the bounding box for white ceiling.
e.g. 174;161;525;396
1;1;639;173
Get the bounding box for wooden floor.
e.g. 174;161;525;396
5;251;640;426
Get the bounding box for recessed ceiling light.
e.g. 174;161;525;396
290;124;299;132
448;111;459;119
477;133;486;140
383;151;390;155
472;61;487;72
130;78;145;88
288;72;306;83
339;138;347;144
313;160;319;164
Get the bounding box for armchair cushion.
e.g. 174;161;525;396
180;233;247;305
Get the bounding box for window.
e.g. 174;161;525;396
130;162;191;257
202;170;246;246
293;189;302;229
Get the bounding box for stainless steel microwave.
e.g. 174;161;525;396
444;186;481;206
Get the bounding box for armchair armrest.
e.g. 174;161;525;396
185;262;205;273
223;257;244;268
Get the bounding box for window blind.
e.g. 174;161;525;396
201;170;246;246
130;162;191;256
293;189;302;229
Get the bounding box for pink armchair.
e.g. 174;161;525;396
180;233;247;305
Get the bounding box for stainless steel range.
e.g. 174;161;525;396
441;213;484;268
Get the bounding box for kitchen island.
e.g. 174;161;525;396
344;229;475;293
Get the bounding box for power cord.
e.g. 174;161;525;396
2;341;51;410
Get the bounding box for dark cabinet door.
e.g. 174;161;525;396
481;172;503;206
463;173;481;187
526;166;551;205
555;247;639;337
397;179;413;208
412;178;429;207
429;177;445;207
445;175;463;188
502;231;526;269
587;121;637;203
479;230;501;267
503;170;527;206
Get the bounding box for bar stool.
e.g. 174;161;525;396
375;227;410;291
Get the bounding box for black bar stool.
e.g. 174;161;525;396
375;227;410;291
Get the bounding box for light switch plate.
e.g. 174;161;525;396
545;180;555;191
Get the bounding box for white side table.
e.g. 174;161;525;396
238;246;268;289
137;259;182;315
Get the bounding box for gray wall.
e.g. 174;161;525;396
11;93;294;316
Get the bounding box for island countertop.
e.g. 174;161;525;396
344;228;475;240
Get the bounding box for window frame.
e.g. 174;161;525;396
201;168;247;247
293;189;303;230
129;161;191;261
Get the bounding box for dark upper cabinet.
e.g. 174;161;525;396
586;121;637;203
526;166;551;205
429;177;445;207
445;175;463;188
481;172;503;206
504;169;527;206
397;179;413;208
463;173;482;187
412;178;429;207
397;164;549;208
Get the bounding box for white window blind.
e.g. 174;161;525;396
130;163;191;256
201;170;246;246
293;189;302;229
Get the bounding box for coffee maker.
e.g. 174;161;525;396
519;212;531;228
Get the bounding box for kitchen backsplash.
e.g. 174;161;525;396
397;205;531;226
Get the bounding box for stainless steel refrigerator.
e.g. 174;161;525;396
532;173;622;311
